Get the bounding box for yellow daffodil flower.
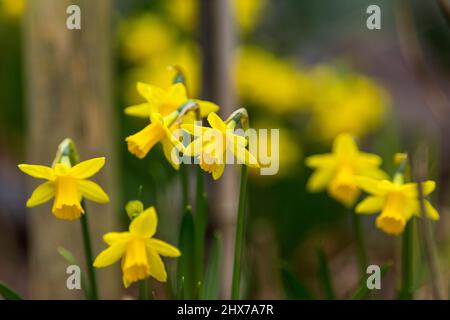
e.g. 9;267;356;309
93;207;180;288
182;112;259;180
18;157;109;220
126;111;184;169
355;176;439;235
124;82;218;120
305;133;386;206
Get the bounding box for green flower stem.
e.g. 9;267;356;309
80;201;99;300
56;140;99;300
400;219;414;300
139;279;149;300
180;164;189;209
231;165;248;300
195;165;206;288
351;212;368;278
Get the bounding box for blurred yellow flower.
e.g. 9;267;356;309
236;46;312;113
183;112;259;180
249;120;302;181
163;0;266;34
307;65;389;141
305;133;386;206
126;111;182;169
124;82;218;120
124;43;201;103
119;14;177;63
1;0;25;18
233;0;266;34
164;0;198;32
94;207;180;288
18;157;109;220
355;176;439;235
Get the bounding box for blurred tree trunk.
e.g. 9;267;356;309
200;0;237;299
24;0;120;299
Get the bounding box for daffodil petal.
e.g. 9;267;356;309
103;232;132;245
124;103;150;118
18;164;55;180
401;181;436;198
307;168;335;192
207;112;227;132
146;247;167;282
168;83;188;102
70;157;105;179
122;275;132;288
26;181;55;207
148;239;181;257
228;133;247;148
77;180;110;203
355;196;384;214
181;124;210;137
333;133;358;155
361;167;388;180
212;163;225;180
93;244;126;268
357;153;382;167
424;200;439;220
355;176;387;196
54;163;70;175
233;147;259;168
422;181;436;196
150;112;164;125
162;138;180;170
137;82;165;104
130;207;157;238
305;154;335;168
195;99;220;117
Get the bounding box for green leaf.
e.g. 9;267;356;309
317;248;336;300
280;263;314;300
0;281;22;300
58;246;78;265
57;246;90;299
177;206;196;299
350;261;392;300
203;232;222;300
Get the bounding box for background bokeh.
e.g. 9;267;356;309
1;0;449;299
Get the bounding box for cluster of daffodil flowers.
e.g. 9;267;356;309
14;70;259;300
305;133;439;235
122;70;259;299
305;133;441;298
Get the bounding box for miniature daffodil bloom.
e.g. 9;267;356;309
305;133;386;206
124;82;218;120
126;111;183;169
93;207;180;287
182;112;259;180
18;157;109;220
355;176;439;235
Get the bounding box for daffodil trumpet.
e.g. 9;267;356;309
305;133;387;207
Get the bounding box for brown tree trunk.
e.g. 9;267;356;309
200;0;237;299
24;0;120;299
